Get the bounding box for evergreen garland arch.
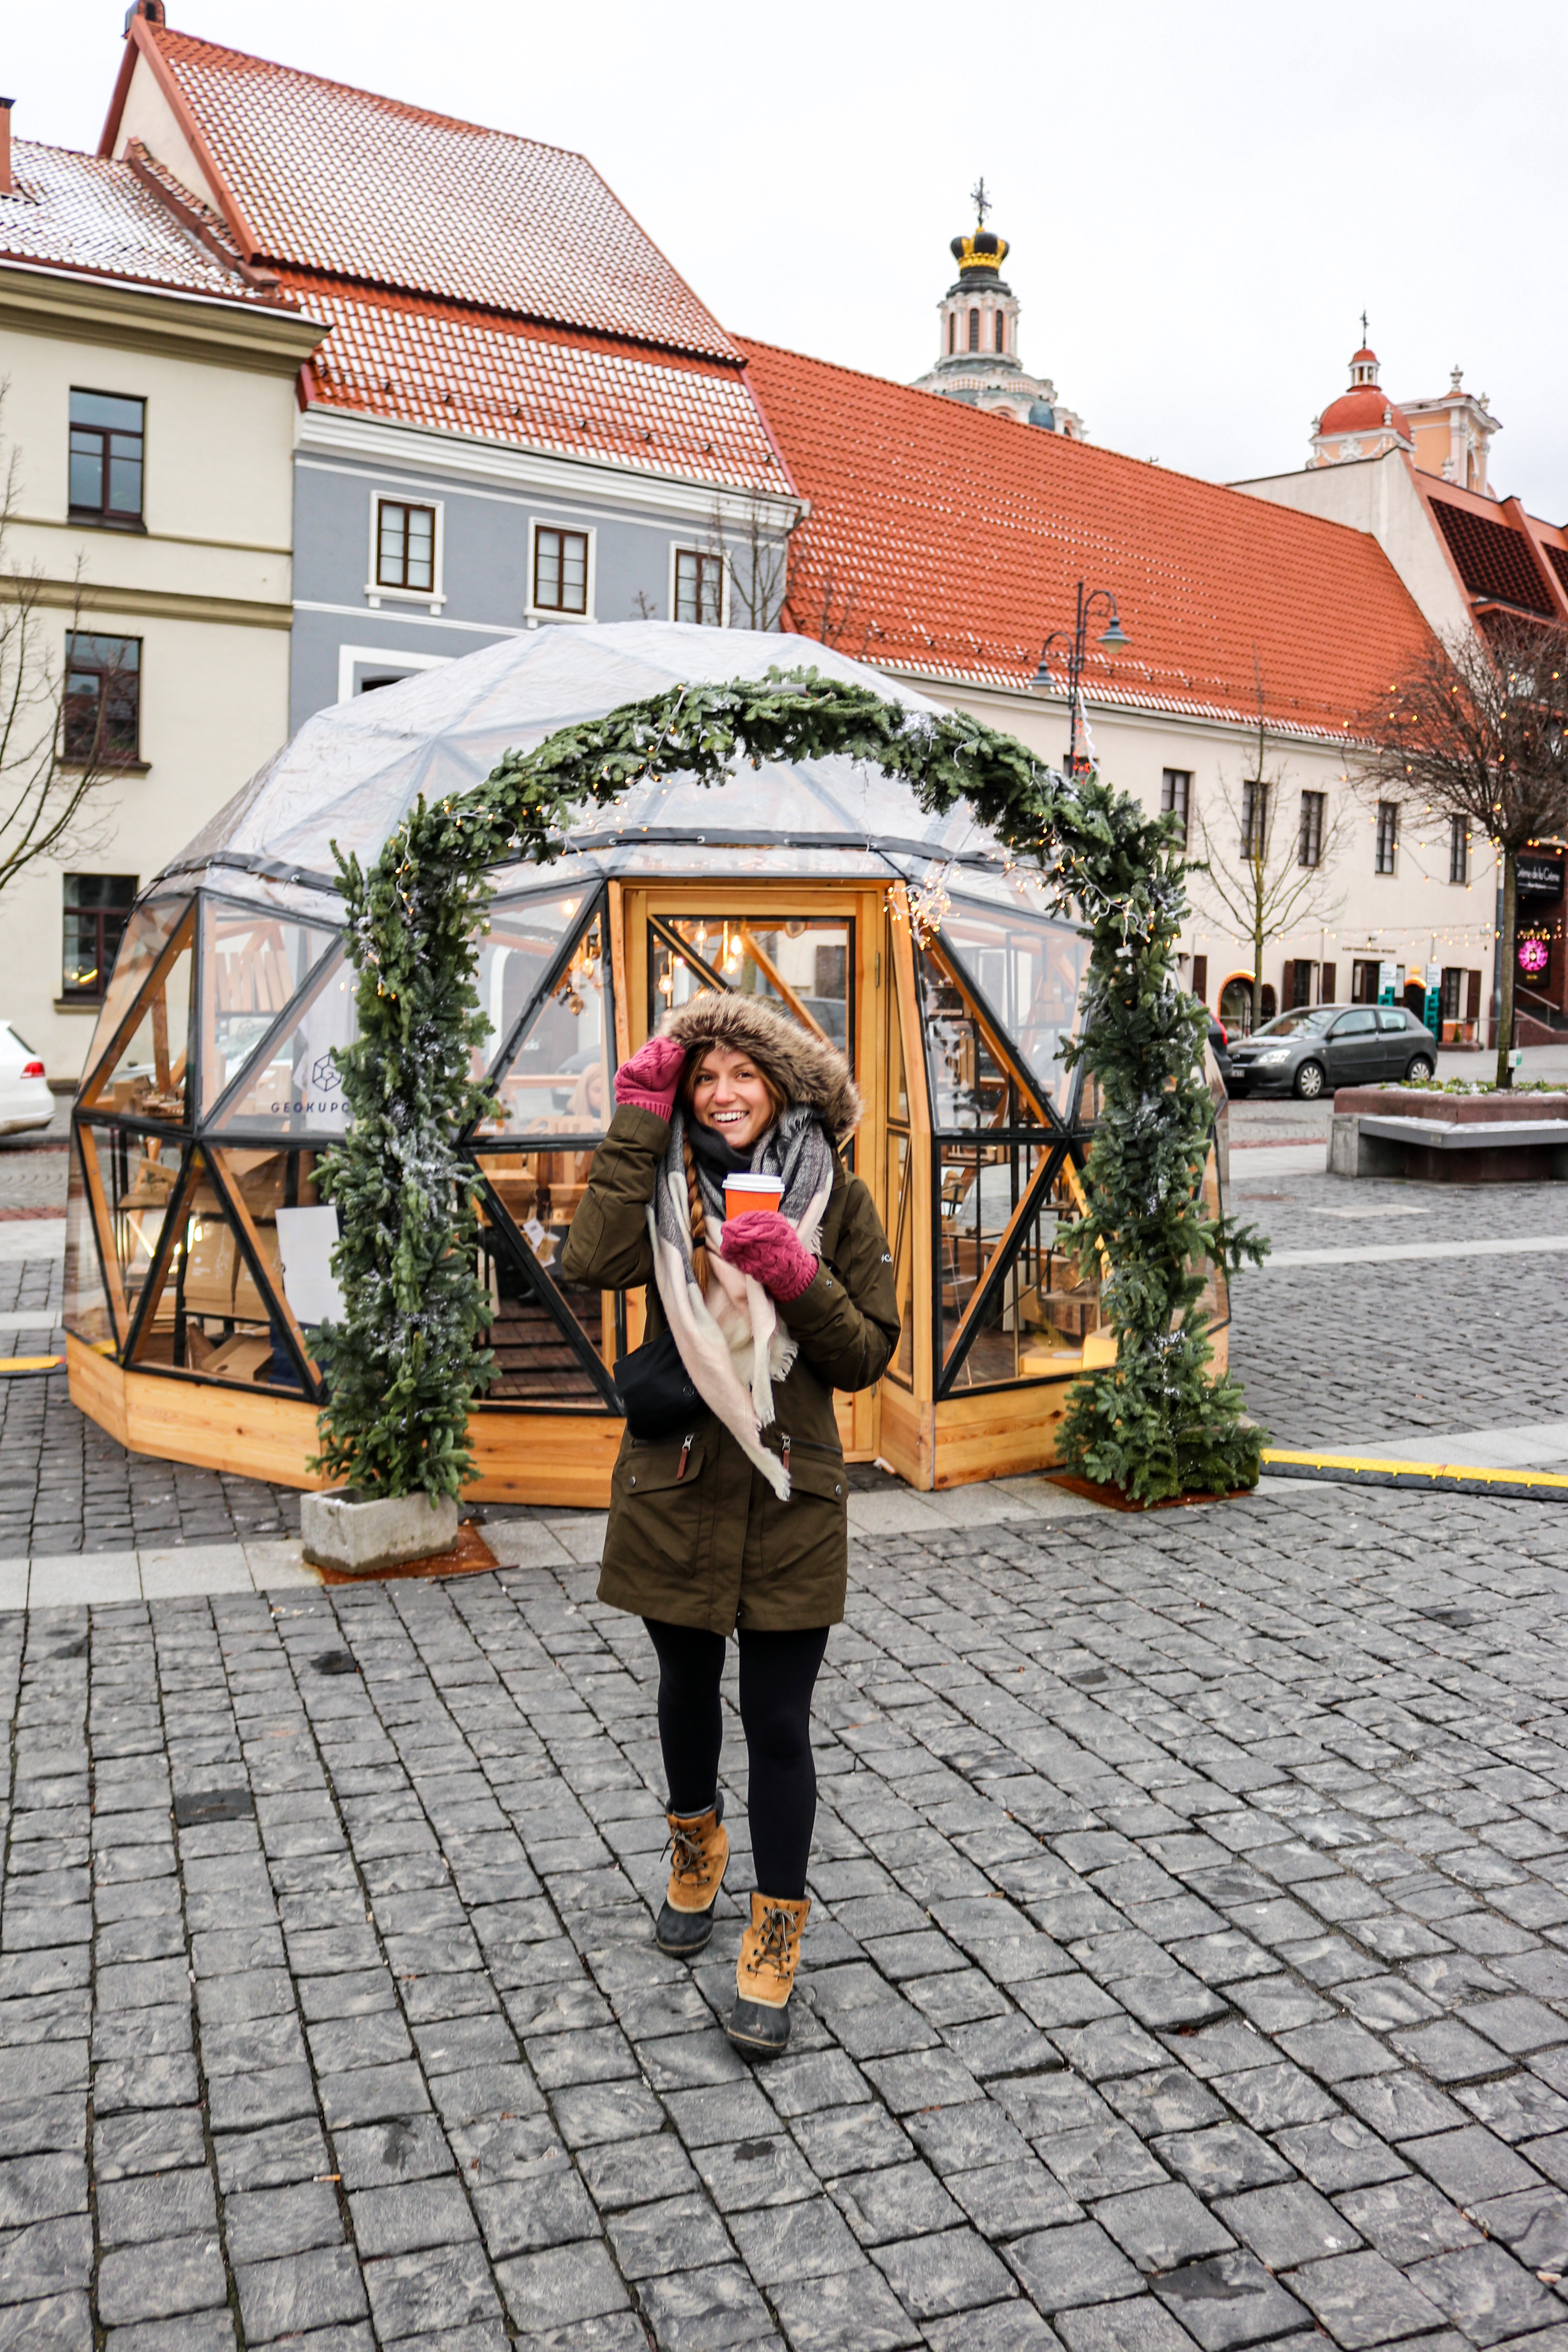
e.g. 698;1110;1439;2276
314;667;1267;1507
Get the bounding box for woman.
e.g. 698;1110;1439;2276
561;991;899;2055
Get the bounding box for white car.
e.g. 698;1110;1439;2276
0;1023;54;1136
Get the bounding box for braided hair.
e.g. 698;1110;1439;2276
676;1045;786;1295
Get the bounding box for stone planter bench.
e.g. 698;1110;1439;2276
1328;1088;1568;1183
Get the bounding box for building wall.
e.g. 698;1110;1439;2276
1231;452;1474;643
290;409;795;732
0;302;301;1079
883;666;1499;1037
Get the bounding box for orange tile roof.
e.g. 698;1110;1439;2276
126;22;738;363
0;136;297;308
739;336;1440;742
290;278;787;492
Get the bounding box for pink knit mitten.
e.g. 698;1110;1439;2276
720;1210;818;1303
613;1036;687;1118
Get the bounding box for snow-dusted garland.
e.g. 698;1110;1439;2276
312;668;1266;1506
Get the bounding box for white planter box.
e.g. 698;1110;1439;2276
301;1488;460;1575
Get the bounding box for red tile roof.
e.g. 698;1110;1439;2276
292;278;787;491
1318;386;1412;440
1428;494;1555;615
738;336;1438;741
116;22;738;363
0;136;300;308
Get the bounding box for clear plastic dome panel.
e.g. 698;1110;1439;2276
200;900;339;1118
209;950;358;1139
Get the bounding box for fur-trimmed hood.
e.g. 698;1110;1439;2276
660;990;862;1144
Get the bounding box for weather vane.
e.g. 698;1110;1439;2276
1360;308;1369;343
971;176;991;228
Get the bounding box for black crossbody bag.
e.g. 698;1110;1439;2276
612;1327;703;1443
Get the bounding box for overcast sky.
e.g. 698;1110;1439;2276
18;0;1568;517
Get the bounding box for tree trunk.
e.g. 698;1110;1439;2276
1495;848;1519;1090
1252;913;1265;1034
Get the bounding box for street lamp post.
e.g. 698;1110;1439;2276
1034;581;1130;776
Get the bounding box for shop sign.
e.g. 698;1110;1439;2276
1518;936;1551;980
1518;850;1565;903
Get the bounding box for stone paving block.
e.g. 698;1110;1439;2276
1152;2125;1295;2197
1151;2252;1308;2350
1286;2252;1446;2349
211;2116;330;2193
948;2158;1081;2239
1338;2074;1469;2143
223;2180;343;2265
1105;2069;1228;2140
96;2170;216;2247
1055;2295;1205;2352
0;2215;92;2304
333;2112;456;2190
1403;2125;1544;2203
1037;2122;1170;2200
471;2167;602;2257
91;2109;208;2182
605;2188;735;2281
1093;2180;1238;2276
697;2130;821;2214
1412;2239;1568;2344
1470;2181;1568;2272
832;2159;964;2245
791;2102;915;2182
100;2316;235;2352
637;2259;776;2348
1391;2020;1515;2082
360;2239;505;2339
1336;2178;1479;2263
924;2301;1058;2352
1215;2181;1362;2268
550;2079;665;2147
98;2234;227;2327
1460;2073;1568;2146
1221;2064;1345;2133
767;2261;923;2350
1006;2218;1146;2311
493;2238;630;2333
872;2222;1017;2317
1463;1998;1568;2055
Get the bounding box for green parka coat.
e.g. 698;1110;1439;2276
561;1010;900;1636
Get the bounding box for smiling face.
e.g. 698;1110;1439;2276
687;1043;779;1151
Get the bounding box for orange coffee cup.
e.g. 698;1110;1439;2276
723;1172;784;1223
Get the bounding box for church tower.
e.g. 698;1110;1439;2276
911;182;1084;437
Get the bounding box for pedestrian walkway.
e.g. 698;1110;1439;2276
8;1478;1568;2352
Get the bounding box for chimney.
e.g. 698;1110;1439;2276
0;101;13;200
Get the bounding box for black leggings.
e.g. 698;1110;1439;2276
643;1619;829;1900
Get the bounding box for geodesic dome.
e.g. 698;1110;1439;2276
65;622;1229;1497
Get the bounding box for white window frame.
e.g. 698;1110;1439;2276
668;543;730;629
527;519;596;623
336;644;451;706
366;494;445;613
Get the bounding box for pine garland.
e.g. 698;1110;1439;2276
311;668;1267;1503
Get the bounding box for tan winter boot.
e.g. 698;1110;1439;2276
726;1892;810;2057
654;1795;728;1957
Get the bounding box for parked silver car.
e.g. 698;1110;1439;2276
1225;1003;1438;1100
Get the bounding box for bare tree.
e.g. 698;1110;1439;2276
1191;694;1348;1033
1352;613;1568;1088
700;490;872;653
0;397;127;902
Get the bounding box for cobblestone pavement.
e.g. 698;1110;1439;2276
1227;1171;1568;1452
12;1485;1568;2352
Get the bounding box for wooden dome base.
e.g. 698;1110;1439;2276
67;1332;1220;1503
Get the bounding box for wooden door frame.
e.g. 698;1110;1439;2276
619;880;891;1463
